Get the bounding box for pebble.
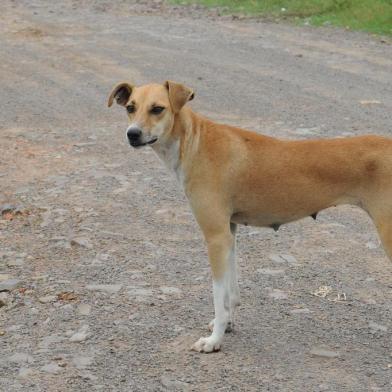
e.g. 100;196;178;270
290;308;311;314
257;268;285;276
369;321;388;332
18;367;34;378
41;362;63;374
0;204;24;214
0;274;11;281
269;254;298;264
268;289;288;300
80;371;98;381
293;127;319;135
71;237;93;249
49;237;71;250
32;275;49;282
6;258;25;267
0;292;9;306
77;303;91;315
160;375;190;391
40;210;52;228
362;298;377;305
160;286;182;295
9;353;34;364
366;241;379;249
69;331;89;342
69;325;89;342
38;295;57;304
310;347;340;358
72;356;93;369
74;142;97;148
127;287;153;303
0;279;22;291
156;209;169;215
86;284;122;294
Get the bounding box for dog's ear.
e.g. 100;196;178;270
108;82;134;107
164;81;195;113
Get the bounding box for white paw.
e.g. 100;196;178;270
208;319;233;333
191;337;221;353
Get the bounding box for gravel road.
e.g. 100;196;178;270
1;1;392;391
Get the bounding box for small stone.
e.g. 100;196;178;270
49;237;71;249
32;275;49;282
72;356;93;369
0;274;11;282
6;258;25;267
160;286;182;295
369;321;388;332
86;284;122;294
160;375;190;390
9;353;34;364
366;241;379;249
80;371;97;381
310;347;340;358
127;287;153;303
0;279;22;291
69;331;88;342
268;289;288;300
77;304;91;315
269;254;298;264
71;237;93;249
257;268;285;276
74;142;97;148
69;325;89;342
0;204;23;215
155;209;169;215
41;362;62;374
293;127;319;135
362;298;377;305
280;254;297;264
38;295;57;304
18;367;34;378
360;100;381;105
0;292;9;307
290;308;310;314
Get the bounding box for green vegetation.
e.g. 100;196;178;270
172;0;392;35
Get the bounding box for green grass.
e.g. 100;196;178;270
171;0;392;35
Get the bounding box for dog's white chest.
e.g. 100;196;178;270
153;140;184;185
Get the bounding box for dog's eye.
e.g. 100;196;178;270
150;106;165;115
126;105;135;114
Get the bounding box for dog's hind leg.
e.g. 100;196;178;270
373;216;392;261
365;196;392;260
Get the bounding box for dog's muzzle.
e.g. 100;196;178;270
126;127;157;148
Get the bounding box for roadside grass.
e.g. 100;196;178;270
171;0;392;35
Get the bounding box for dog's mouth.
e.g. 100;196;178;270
129;137;158;148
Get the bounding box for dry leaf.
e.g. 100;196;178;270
57;291;78;301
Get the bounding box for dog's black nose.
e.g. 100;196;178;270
127;127;142;141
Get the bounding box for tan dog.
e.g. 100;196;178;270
108;80;392;353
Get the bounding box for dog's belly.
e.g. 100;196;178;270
231;211;308;228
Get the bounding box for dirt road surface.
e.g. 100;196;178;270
1;1;392;391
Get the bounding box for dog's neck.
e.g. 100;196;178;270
151;107;200;184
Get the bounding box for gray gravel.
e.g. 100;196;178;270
1;0;392;391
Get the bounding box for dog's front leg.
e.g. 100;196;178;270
192;229;233;353
208;222;240;333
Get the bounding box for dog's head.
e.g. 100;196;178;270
108;81;194;148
